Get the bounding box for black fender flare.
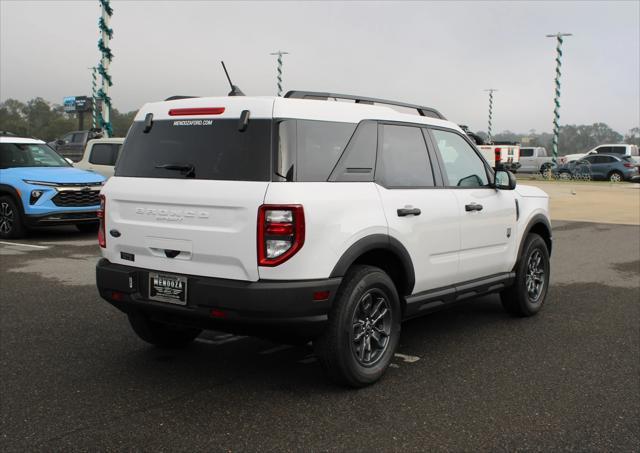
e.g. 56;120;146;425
0;184;25;215
329;234;415;295
515;214;553;268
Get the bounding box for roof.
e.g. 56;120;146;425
134;96;460;132
0;136;45;144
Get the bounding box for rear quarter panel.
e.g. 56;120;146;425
259;182;388;280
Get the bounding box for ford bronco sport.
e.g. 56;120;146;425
96;91;552;387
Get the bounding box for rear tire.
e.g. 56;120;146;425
0;195;26;239
128;314;201;348
76;222;99;233
314;265;401;388
501;233;550;317
608;171;623;183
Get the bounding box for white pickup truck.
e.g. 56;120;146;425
476;142;521;172
519;147;553;173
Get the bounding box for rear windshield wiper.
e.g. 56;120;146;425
155;163;196;178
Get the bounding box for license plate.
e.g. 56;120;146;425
149;273;187;305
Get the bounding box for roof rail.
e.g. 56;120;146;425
164;95;199;101
284;91;446;120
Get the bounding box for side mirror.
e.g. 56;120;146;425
495;170;516;190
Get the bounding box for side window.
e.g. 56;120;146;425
584;155;598;164
330;121;377;182
62;133;74;143
609;146;626;155
72;133;85;143
89;144;117;165
596;146;611;154
520;148;534;157
601;156;616;163
377;124;434;188
276;120;356;182
431;129;489;187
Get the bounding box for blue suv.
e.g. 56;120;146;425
0;135;106;238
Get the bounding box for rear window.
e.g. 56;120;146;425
115;119;272;181
520;148;534;157
89;143;121;166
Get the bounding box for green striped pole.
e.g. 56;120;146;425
546;33;572;165
97;0;114;137
270;51;289;97
89;67;98;129
484;88;498;143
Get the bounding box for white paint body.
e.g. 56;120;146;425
101;96;550;295
75;138;125;178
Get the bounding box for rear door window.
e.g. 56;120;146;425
116;119;272;181
609;146;626;155
520;148;534;157
377;124;435;188
596;146;612;154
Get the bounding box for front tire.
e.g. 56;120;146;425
314;265;401;388
0;195;26;239
128;314;201;348
501;233;550;317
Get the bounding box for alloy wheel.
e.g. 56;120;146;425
526;249;545;302
351;289;392;366
610;173;622;183
0;202;14;234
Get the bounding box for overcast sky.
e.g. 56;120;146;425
1;1;638;133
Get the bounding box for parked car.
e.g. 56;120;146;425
553;154;639;182
75;138;125;178
96;91;552;387
519;147;553;173
0;135;106;238
559;143;640;165
48;129;103;162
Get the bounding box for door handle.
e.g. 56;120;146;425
465;203;483;212
397;208;421;217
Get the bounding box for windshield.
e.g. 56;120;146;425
0;143;70;169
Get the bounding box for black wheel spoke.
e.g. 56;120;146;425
350;289;393;367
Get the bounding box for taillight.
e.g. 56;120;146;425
623;162;634;168
257;205;305;266
494;148;502;164
98;194;106;248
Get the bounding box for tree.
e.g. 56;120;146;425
625;127;640;146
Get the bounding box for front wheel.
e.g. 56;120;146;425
128;314;202;348
501;233;550;317
0;196;26;239
314;265;401;388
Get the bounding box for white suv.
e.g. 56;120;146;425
96;91;552;387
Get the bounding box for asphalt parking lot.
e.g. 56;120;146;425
1;220;639;452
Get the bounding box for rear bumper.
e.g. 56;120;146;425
96;259;341;337
24;210;99;227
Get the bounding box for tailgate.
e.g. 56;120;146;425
102;177;268;281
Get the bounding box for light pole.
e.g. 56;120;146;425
97;0;114;137
270;51;289;97
546;32;572;165
484;88;498;143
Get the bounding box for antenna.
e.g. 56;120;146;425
221;61;245;97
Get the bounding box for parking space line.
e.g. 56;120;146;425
259;344;294;355
394;353;420;363
196;335;246;346
0;241;48;249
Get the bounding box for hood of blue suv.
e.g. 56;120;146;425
4;167;105;185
